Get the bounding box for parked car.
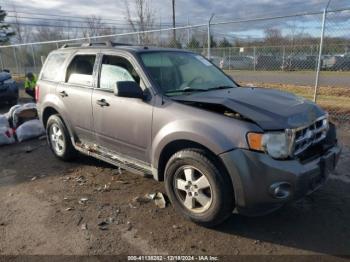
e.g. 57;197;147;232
209;56;223;68
255;55;282;70
322;53;350;71
37;42;341;226
0;70;18;105
282;55;317;71
223;56;254;70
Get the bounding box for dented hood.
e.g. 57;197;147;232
173;87;326;130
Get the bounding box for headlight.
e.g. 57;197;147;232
247;131;293;159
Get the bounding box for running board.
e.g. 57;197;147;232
74;143;153;177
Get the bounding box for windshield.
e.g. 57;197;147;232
139;51;237;96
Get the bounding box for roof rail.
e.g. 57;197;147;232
61;41;132;49
60;43;82;49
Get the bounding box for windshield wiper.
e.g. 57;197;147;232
165;86;234;95
165;88;208;95
209;86;234;91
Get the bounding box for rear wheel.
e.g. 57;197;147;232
46;114;77;161
165;149;234;227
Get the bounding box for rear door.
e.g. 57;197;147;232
56;52;97;143
92;52;153;163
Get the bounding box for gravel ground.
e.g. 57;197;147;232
0;97;349;259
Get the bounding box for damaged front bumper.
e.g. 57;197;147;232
220;143;341;216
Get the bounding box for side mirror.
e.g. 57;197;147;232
115;81;144;99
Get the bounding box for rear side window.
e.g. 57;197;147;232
66;55;96;86
41;53;68;81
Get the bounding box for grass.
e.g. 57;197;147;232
225;69;350;77
239;81;350;121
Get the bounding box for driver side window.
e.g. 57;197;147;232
99;55;141;91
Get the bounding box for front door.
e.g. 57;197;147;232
92;53;153;163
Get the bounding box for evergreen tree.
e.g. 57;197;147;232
219;37;231;48
0;7;15;44
187;36;201;49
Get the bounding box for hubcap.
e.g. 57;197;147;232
173;166;212;213
50;124;65;155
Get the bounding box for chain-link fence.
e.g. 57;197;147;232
0;8;349;122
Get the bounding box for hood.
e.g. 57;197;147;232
0;72;11;82
173;87;325;130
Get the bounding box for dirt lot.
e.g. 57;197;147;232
0;96;350;259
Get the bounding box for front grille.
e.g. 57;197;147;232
293;116;329;156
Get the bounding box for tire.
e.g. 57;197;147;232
165;149;234;227
46;114;77;161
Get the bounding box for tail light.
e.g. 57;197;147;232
35;85;40;102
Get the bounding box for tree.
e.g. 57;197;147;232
9;4;29;43
124;0;155;44
204;35;217;48
218;37;231;48
0;7;15;44
83;15;114;38
264;28;284;45
187;36;200;49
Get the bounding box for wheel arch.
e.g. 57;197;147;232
156;139;233;188
42;105;77;144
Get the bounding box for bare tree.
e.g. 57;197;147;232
33;26;65;42
83;15;113;39
264;28;285;45
124;0;155;44
9;4;29;43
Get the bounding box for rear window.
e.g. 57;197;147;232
41;53;68;81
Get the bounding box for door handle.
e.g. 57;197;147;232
59;91;68;97
96;99;110;107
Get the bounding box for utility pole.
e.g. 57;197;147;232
313;0;331;103
208;14;215;60
172;0;176;43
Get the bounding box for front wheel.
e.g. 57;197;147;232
165;149;234;227
46;114;77;161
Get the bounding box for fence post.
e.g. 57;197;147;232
282;46;286;71
13;47;19;75
229;47;231;71
31;44;36;73
0;51;3;71
207;14;215;60
253;46;256;71
314;1;331;103
187;16;190;46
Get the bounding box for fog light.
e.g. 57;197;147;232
269;182;291;199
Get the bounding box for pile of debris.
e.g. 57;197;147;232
0;103;45;146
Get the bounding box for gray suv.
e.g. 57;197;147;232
37;42;341;226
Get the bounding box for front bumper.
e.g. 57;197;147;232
220;144;341;216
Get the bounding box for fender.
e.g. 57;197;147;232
151;119;239;170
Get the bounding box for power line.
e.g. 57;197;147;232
2;6;189;24
2;6;128;22
5;15;178;27
5;21;164;30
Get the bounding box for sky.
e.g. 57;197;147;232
0;0;349;42
2;0;350;25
